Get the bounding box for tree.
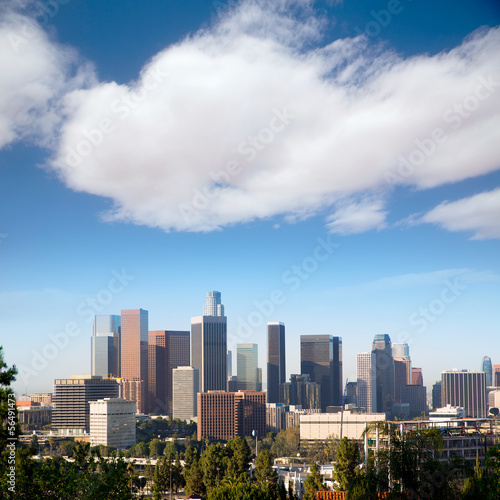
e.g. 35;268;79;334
149;438;161;458
184;456;205;497
208;481;279;500
255;450;277;483
270;426;300;458
333;437;359;490
225;436;252;480
200;443;226;492
303;462;324;500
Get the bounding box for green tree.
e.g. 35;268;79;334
153;453;172;498
184;456;205;497
225;435;252;480
208;481;279;500
333;437;359;490
149;437;161;457
270;426;300;458
303;462;324;500
200;443;226;492
255;450;277;483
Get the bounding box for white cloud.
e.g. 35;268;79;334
1;2;499;234
326;198;387;234
421;188;500;240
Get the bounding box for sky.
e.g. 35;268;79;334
1;0;499;397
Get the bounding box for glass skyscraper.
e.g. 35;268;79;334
192;291;227;392
237;343;259;391
481;356;493;387
372;334;394;414
267;322;285;403
357;352;377;413
91;314;121;378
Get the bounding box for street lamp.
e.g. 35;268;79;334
252;429;258;457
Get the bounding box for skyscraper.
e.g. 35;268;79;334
495;365;500;387
481;356;493;387
121;309;148;413
148;330;190;414
412;368;423;386
237;344;259;391
357;352;377;413
203;290;225;316
91;315;121;378
280;373;321;410
300;335;342;411
394;358;411;403
191;291;227;392
173;366;199;421
372;334;394;414
227;350;233;377
267;322;286;404
392;343;410;360
432;381;442;410
441;370;487;418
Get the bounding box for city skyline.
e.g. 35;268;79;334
1;0;499;396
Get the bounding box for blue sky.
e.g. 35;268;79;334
0;0;499;396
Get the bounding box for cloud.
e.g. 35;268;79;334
421;188;500;240
1;1;499;234
0;7;95;149
326;198;387;234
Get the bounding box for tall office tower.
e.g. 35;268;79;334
227;351;233;377
357;352;377;413
441;370;487;418
394;358;408;404
91;315;121;378
494;365;500;387
148;330;190;414
481;356;493;387
203;290;224;316
52;376;119;434
432;381;442;410
121;309;148;413
237;344;260;391
401;385;427;418
280;374;321;410
301;335;342;411
372;334;394;414
392;343;410;360
267;322;286;403
191;292;227;392
173;366;199;421
345;381;357;406
412;368;423;386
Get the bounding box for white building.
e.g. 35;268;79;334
173;366;199;421
357;352;377;413
429;404;465;421
89;398;136;449
488;389;500;409
300;411;386;441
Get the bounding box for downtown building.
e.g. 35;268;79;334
372;334;394;414
91;315;121;378
148;330;190;414
52;376;119;435
120;309;148;413
197;390;266;441
281;374;321;410
356;352;377;413
267;322;286;403
191;291;227;392
300;335;342;411
172;366;199;421
237;343;260;391
441;370;487;418
481;356;493;387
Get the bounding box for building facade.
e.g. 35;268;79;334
267;322;286;404
412;368;424;386
89;398;136;449
357;352;377;413
172;366;199;421
91;314;121;378
401;385;427;418
121;309;148;413
441;370;487;418
52;376;119;434
281;374;321;410
432;381;442;410
237;343;260;391
481;356;493;387
300;335;342;411
372;334;394;414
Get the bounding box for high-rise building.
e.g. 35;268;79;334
172;366;199;421
203;290;225;316
301;335;342;411
121;309;148;413
116;379;144;414
191;292;227;392
392;343;410;360
280;374;321;410
412;368;423;386
441;370;487;418
267;322;286;404
372;334;394;414
357;352;376;413
393;358;410;404
237;344;260;391
89;398;136;449
481;356;493;387
227;351;233;377
148;330;190;414
52;376;119;434
432;381;442;410
401;385;427;418
197;390;266;441
494;365;500;387
91;315;121;378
